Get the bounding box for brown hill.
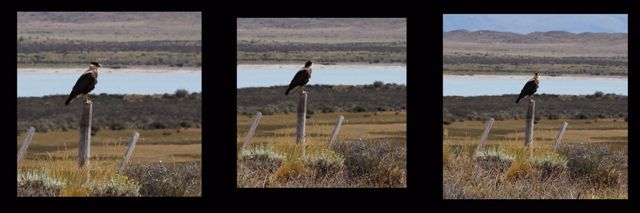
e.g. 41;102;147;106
444;30;627;44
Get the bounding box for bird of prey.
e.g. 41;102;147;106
65;62;101;106
516;72;539;104
285;60;313;95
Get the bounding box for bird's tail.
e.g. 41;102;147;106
285;88;292;95
65;97;73;106
515;95;523;104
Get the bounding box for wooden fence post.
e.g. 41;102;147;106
476;117;495;153
552;122;568;152
297;92;307;156
17;127;36;166
242;112;262;151
119;131;140;175
524;99;535;156
328;115;344;148
79;102;92;168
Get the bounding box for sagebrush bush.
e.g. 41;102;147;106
529;152;568;179
444;143;628;199
332;140;406;187
301;149;345;178
240;146;285;172
238;139;406;188
86;174;140;197
558;144;626;186
17;170;64;197
125;161;201;197
475;148;514;172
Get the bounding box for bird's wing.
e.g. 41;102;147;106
289;68;310;86
520;80;536;95
71;72;95;92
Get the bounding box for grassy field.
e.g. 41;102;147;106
237;112;406;187
443;119;627;199
17;128;201;196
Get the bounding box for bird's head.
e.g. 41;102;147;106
90;62;102;68
304;60;313;68
533;72;539;80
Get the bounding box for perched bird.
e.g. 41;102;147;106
285;60;313;95
516;72;539;103
65;62;100;106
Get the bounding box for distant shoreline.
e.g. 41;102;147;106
443;73;628;80
17;67;201;73
238;63;406;69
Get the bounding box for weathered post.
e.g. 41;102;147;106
476;117;495;153
119;131;140;175
552;121;568;152
79;102;92;168
297;92;307;156
524;99;535;156
17;127;36;166
241;112;262;151
328;115;344;148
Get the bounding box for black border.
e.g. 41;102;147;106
3;0;638;210
439;0;637;209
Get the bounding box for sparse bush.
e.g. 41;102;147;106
109;121;127;130
240;146;285;172
353;106;366;112
302;149;345;178
331;140;406;187
17;170;64;197
529;152;568;179
85;174;140;197
175;89;189;98
125;162;201;197
148;120;168;129
91;125;100;136
475;148;514;172
558;144;626;186
594;91;604;98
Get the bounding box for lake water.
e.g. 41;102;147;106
443;75;628;96
18;71;201;97
237;65;406;88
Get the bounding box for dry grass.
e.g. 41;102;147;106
17;128;201;197
237;112;406;188
17;128;201;167
443;119;627;199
